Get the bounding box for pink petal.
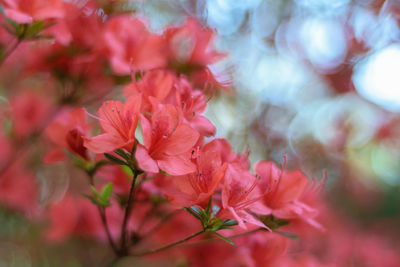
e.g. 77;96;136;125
139;115;152;149
189;115;216;136
4;9;33;23
163;124;200;156
157;154;196;176
84;134;128;154
135;144;159;173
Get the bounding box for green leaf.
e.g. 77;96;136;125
261;215;290;230
100;183;113;203
114;149;130;160
104;153;127;165
90;185;101;200
121;165;133;176
213;232;235;245
159;170;169;176
82;194;101;206
274;230;299;240
222;219;238;227
205;197;212;216
184;207;201;220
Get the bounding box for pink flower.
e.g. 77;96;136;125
203;138;250;169
135;104;199;175
102;15;166;75
44;107;91;163
1;0;64;24
124;70;215;136
163;146;226;208
11;91;53;139
123;69;175;113
255;160;322;228
84;95;141;153
174;77;216;136
220;164;269;229
0;161;37;215
164;17;225;67
163;17;229;89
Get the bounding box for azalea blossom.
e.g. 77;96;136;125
163;145;226;208
102;15;166;75
84;94;141;153
135;104;199;175
44;107;91;163
220;163;269;229
255;160;322;229
1;0;64;24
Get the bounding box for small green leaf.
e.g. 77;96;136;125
274;230;299;240
121;165;133;176
114;149;130;160
104;153;127;165
222;219;238;227
261;215;290;230
100;183;113;203
214;232;235;245
90;185;101;200
184;207;201;220
82;194;101;206
159;170;169;176
205;197;212;216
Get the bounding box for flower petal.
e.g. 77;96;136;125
135;144;159;173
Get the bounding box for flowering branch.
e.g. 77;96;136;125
119;169;140;255
132;230;205;257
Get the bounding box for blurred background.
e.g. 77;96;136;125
134;0;400;224
1;0;400;266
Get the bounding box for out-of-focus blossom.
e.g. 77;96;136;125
102;15;166;75
0;161;37;215
1;0;64;24
44;107;91;163
163;17;229;89
11;90;53;139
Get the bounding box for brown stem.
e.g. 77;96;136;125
87;173;118;255
181;227;266;247
98;206;119;254
119;170;140;255
132;230;205;257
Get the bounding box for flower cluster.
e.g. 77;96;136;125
0;1;399;266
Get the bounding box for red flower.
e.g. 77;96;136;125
84;95;141;153
103;15;166;75
220;164;268;229
135;104;199;175
163;145;226;208
255;160;322;229
44;107;91;163
1;0;64;24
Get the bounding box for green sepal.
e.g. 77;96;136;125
159;170;169;176
274;230;299;240
260;215;290;230
104;153;127;166
184;207;201;220
213;232;235;245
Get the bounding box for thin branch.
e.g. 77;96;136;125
98;206;119;254
132;230;205;257
86;173;119;255
174;227;266;248
119;170;140;254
